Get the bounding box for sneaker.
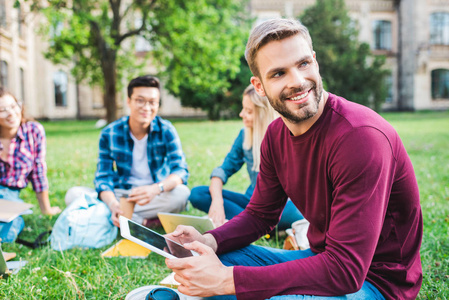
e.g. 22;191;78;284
292;219;310;250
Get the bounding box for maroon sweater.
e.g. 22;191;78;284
209;94;423;300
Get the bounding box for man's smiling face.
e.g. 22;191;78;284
251;34;324;125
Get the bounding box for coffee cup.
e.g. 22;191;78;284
120;197;136;219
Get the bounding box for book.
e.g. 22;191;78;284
0;200;33;223
101;239;152;258
2;252;16;262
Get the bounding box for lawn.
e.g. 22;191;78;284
0;111;448;299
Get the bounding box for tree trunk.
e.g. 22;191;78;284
102;50;118;123
207;94;224;120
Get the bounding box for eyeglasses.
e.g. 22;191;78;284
132;98;160;108
0;102;21;118
145;287;180;300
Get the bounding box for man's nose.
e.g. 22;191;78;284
287;69;306;89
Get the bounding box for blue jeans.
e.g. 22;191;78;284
0;186;25;243
189;186;303;230
210;245;385;300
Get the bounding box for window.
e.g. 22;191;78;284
385;74;393;103
17;4;22;37
49;21;63;46
53;71;68;106
134;19;152;52
0;61;8;88
0;0;6;28
431;69;449;99
373;20;392;50
430;12;449;45
20;68;25;102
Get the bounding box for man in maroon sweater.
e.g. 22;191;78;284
166;19;422;300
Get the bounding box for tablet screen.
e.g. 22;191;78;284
128;220;193;258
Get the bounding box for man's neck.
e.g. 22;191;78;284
128;118;151;140
284;91;328;137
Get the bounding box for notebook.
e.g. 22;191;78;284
0;199;33;223
101;239;152;258
157;212;215;234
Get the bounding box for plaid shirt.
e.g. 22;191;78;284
94;116;189;193
0;121;48;192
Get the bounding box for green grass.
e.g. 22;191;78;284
1;111;448;299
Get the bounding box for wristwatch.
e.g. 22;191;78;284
158;182;165;193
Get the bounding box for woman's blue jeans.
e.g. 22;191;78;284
0;186;25;243
189;186;303;230
209;245;385;300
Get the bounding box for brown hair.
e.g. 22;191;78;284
245;18;313;78
0;87;31;125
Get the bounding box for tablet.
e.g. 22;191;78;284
119;216;197;259
157;212;215;234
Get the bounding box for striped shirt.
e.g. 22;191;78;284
94;116;189;193
0;121;48;192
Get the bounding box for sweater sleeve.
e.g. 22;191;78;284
211;126;396;299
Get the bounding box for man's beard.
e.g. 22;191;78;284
266;80;323;124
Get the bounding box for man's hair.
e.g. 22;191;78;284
127;75;160;98
245;18;313;78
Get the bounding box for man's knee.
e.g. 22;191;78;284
189;186;210;205
163;184;190;210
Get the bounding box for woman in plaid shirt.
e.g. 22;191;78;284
0;88;60;243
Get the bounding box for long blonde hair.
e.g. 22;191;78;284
242;84;278;172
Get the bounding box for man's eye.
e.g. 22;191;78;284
273;71;284;78
299;61;309;68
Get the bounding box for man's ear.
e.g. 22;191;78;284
126;97;131;108
250;76;266;97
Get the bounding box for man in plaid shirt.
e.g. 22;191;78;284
66;75;189;227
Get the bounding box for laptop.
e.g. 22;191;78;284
0;245;8;278
0;244;28;279
0;199;33;223
157;212;215;234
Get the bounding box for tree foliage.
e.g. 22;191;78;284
32;0;250;122
148;1;251;120
176;55;253;120
300;0;390;111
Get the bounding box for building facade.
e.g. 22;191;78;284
1;0;448;119
249;0;449;111
0;0;205;120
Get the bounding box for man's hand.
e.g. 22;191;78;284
166;225;217;252
165;241;235;297
208;202;227;227
108;200;122;227
127;184;160;205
